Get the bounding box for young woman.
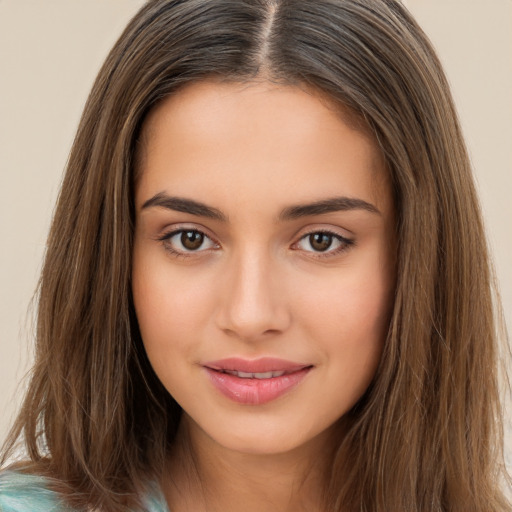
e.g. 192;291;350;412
1;1;510;511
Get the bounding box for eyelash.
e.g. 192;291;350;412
157;228;220;258
292;229;355;259
157;228;354;259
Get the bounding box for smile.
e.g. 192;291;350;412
203;358;313;405
220;370;288;379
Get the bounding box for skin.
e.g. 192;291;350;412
132;80;396;512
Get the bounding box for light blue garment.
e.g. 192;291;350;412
0;470;170;512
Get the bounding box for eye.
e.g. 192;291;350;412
294;231;353;256
159;229;218;255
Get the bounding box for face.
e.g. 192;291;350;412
132;80;396;456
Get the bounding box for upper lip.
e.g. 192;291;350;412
203;357;312;374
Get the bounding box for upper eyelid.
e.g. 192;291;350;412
294;230;352;248
157;224;217;242
294;225;353;241
301;228;348;238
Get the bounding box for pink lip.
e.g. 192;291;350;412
203;358;313;405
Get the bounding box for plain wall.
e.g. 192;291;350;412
1;0;510;467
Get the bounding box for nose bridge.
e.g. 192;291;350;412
216;244;290;340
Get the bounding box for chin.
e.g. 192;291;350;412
195;413;339;458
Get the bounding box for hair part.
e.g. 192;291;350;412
2;1;510;511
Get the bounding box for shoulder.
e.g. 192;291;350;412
0;469;170;512
0;470;70;511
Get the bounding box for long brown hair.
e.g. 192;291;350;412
2;0;510;510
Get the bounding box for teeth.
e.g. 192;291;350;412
254;371;273;379
238;371;257;378
223;370;287;379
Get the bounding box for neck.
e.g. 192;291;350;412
162;415;340;512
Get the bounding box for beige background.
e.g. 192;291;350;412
0;0;510;469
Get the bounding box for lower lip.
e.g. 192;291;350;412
204;367;312;405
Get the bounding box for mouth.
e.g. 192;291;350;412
214;369;296;379
203;358;313;405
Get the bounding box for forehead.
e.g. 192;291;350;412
141;79;373;148
135;80;390;215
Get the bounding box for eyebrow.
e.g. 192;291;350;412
279;196;380;220
141;193;228;221
141;192;380;221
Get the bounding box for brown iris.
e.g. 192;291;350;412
309;233;333;252
181;230;204;250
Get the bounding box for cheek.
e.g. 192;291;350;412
131;251;216;365
291;252;393;391
324;282;389;373
295;261;392;344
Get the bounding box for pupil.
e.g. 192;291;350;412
310;233;332;251
181;231;203;250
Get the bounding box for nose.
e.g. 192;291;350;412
215;249;291;342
